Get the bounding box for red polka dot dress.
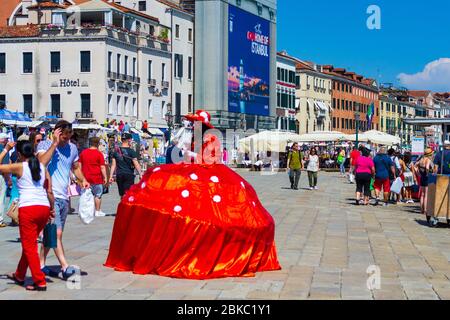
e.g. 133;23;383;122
105;112;281;279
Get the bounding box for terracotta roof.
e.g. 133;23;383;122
277;51;302;64
408;90;431;98
157;0;192;15
0;0;21;27
0;24;40;38
27;2;68;10
105;0;159;23
296;61;314;71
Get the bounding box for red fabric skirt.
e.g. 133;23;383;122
104;163;281;279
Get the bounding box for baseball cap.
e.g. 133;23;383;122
121;132;132;140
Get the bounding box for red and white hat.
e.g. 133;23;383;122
184;110;214;129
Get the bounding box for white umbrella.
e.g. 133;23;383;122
347;130;400;145
297;131;350;142
238;131;303;153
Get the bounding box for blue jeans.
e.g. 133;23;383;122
340;162;346;174
54;198;69;231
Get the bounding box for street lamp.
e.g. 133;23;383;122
355;108;360;148
165;109;174;144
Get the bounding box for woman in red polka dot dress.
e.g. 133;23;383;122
105;110;281;279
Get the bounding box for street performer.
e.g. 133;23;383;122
105;110;281;279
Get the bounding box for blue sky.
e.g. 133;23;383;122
277;0;450;92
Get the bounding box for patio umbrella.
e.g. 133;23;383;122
296;131;350;142
238;131;303;153
346;130;400;146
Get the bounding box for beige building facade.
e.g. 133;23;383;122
295;61;332;134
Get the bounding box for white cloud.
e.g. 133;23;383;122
397;58;450;92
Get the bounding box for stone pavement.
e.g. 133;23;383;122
1;170;450;300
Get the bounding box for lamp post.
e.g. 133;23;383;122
355;109;360;148
165;109;174;145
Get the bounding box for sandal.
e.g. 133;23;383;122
25;284;47;291
6;273;25;286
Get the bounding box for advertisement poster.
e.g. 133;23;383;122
411;136;425;155
228;5;270;116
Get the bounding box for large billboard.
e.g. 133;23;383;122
228;5;270;116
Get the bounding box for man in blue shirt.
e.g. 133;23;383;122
433;140;450;174
373;147;396;206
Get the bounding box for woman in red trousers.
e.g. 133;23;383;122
0;140;54;291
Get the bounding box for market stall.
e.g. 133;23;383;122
403;118;450;226
346;130;400;146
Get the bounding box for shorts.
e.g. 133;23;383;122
116;174;135;197
90;184;103;199
54;198;69;231
374;178;390;193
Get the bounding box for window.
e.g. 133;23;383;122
50;51;61;73
50;94;60;114
138;0;146;11
175;92;181;123
0;53;5;73
0;95;5;108
174;54;183;78
124;97;129;115
124;56;128;76
23;52;33;73
295;75;300;89
108;51;112;73
23;94;32;113
333;117;336;129
188;28;193;42
80;51;90;72
117;54;121;75
188;56;192;80
81;94;90;114
188;94;192;113
150;25;155;36
108;94;113;114
132;98;137;116
117;96;122;115
148;60;152;79
161;101;166;119
132;57;136;78
277;68;280;81
162;63;166;81
341;118;344;128
148;99;153;118
175;24;180;38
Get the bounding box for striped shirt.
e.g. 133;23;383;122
37;140;79;200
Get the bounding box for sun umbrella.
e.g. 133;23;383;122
296;131;351;142
238;131;304;153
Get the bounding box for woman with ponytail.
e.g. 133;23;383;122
0;140;54;291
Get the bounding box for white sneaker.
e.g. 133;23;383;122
95;211;106;217
309;187;313;190
314;186;318;190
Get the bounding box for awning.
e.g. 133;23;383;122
72;124;114;131
148;128;164;136
0;119;34;127
314;101;328;112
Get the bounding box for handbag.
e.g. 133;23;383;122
390;177;404;194
6;199;19;225
43;223;57;248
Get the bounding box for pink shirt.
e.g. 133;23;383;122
355;156;374;174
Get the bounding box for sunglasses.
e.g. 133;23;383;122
36;139;42;143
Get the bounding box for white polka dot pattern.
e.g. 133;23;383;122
210;176;219;183
153;167;161;172
213;195;221;203
181;190;190;198
190;173;198;180
174;205;182;212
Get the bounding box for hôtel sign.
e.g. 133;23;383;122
60;79;80;87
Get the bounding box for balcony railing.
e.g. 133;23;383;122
161;81;169;89
119;74;127;81
133;76;141;84
107;71;118;80
46;112;63;118
148;79;156;86
76;112;94;119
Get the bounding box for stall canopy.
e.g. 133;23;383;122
297;131;349;142
239;131;303;153
346;130;400;145
0;109;32;126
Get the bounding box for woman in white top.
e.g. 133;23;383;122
306;147;320;190
0;140;54;291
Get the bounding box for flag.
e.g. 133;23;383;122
366;102;374;129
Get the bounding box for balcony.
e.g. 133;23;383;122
161;81;169;89
126;75;133;83
45;112;63;118
39;25;171;52
148;79;156;87
107;71;118;80
133;76;141;84
76;112;94;119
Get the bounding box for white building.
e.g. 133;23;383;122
118;0;194;125
0;0;176;131
275;51;297;132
